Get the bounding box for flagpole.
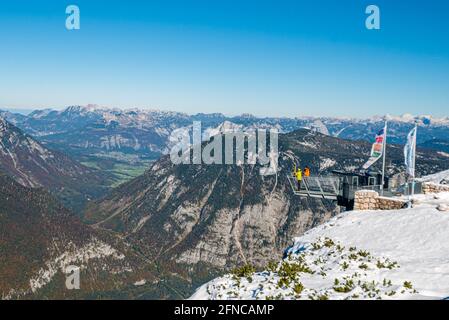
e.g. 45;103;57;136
381;121;387;196
411;124;417;201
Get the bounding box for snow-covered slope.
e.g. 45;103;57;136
419;169;449;185
191;193;449;300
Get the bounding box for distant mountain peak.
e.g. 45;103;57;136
61;104;189;117
378;113;449;126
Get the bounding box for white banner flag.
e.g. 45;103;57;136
404;126;417;178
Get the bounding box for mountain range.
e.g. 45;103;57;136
2;106;449;176
1;105;449;299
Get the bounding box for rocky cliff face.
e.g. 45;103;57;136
85;129;449;294
0;117;110;211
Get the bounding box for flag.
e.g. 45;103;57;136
404;126;417;177
362;125;387;170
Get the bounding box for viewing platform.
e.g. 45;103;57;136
288;170;422;210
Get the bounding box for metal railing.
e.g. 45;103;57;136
288;174;423;202
287;175;341;200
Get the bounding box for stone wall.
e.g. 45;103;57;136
422;182;449;194
377;196;407;210
354;190;407;211
354;190;378;211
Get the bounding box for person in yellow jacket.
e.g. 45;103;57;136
295;168;303;190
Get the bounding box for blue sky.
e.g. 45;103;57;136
0;0;448;117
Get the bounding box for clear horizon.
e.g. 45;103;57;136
1;1;448;118
2;105;447;121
